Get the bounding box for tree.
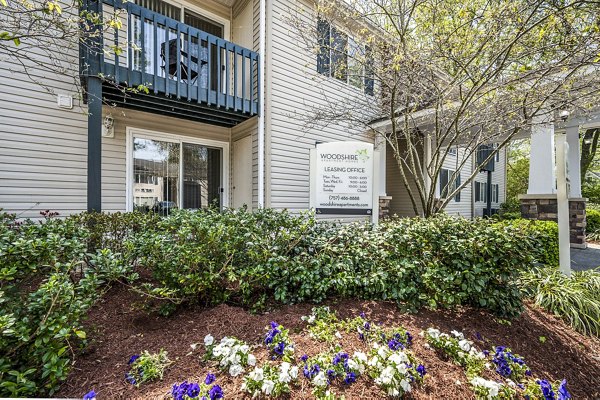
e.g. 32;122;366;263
0;0;129;99
581;128;600;183
506;140;530;202
291;0;600;216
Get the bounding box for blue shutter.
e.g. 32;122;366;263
317;19;330;75
440;169;449;197
454;173;461;202
330;26;348;81
364;45;374;95
475;181;480;202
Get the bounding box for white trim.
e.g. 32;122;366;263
125;127;230;212
258;0;265;207
161;0;231;41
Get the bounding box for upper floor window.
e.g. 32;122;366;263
440;168;461;202
317;19;374;95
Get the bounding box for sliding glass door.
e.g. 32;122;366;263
131;134;223;214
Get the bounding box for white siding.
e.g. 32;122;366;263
439;147;473;218
474;147;507;217
0;23;87;218
267;0;374;215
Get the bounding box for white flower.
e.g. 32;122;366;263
368;356;379;367
280;362;291;373
470;377;502;398
380;366;395;385
247;354;257;366
190;343;198;350
396;363;407;374
400;378;411;392
426;328;441;339
204;334;214;346
249;367;264;382
353;351;368;363
335;331;342;339
261;379;275;395
389;352;409;365
313;371;328;387
308;315;316;324
347;359;360;372
387;387;399;397
451;330;464;340
377;346;389;359
289;365;299;379
229;363;244;377
239;344;250;354
458;339;471;352
279;371;291;383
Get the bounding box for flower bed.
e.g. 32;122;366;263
58;295;599;400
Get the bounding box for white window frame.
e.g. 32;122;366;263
125;127;230;212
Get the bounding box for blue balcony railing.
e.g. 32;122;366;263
91;0;260;118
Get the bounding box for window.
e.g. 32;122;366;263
475;181;488;202
448;147;457;156
317;19;374;94
440;168;461;202
131;135;224;214
492;184;499;203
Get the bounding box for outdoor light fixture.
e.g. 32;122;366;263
102;115;115;138
560;110;570;122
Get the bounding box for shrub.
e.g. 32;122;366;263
519;267;600;336
586;209;600;235
496;219;558;267
132;210;533;317
0;211;134;397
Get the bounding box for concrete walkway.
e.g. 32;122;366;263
571;243;600;271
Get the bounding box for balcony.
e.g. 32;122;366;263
82;0;260;127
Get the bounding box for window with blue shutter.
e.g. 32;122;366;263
317;19;330;76
454;173;461;202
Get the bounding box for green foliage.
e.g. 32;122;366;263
126;350;171;386
131;210;534;317
496;219;559;267
506;142;530;202
0;211;136;397
586;209;600;236
519;267;600;336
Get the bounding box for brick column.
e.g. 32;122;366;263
519;194;587;248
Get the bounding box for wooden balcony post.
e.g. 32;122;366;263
85;0;103;212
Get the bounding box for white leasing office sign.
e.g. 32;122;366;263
310;141;375;216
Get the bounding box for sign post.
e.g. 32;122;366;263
556;133;571;277
310;141;376;220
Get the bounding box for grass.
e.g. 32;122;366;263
519;267;600;336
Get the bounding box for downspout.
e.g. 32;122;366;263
257;0;266;208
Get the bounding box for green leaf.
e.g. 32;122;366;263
13;37;20;46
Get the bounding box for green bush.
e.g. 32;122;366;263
0;211;134;397
132;210;535;317
496;219;559;267
586;209;600;235
520;267;600;336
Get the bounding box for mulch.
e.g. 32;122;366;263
56;285;600;399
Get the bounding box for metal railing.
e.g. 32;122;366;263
90;0;260;116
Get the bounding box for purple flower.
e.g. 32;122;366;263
358;332;365;340
388;339;404;351
300;354;309;362
344;372;357;384
205;373;216;385
538;379;556;400
172;381;189;400
364;321;371;330
187;382;201;398
526;369;532;377
209;384;224;400
360;312;366;319
475;332;483;341
558;379;571;400
326;369;336;381
125;373;137;385
416;364;426;378
83;390;97;400
128;354;140;365
274;342;286;355
270;321;279;329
